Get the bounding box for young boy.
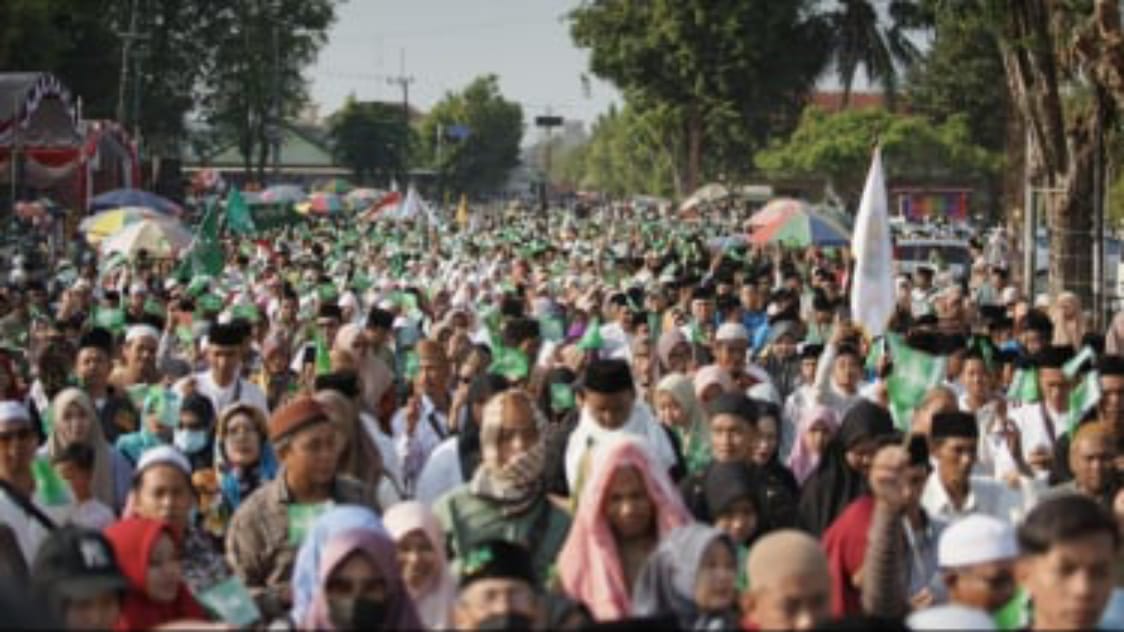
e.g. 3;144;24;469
53;443;115;531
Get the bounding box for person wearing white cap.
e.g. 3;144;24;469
109;324;161;392
937;514;1019;618
124;281;149;325
0;401;72;568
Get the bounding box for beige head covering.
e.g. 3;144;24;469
333;323;393;416
313;388;383;491
48;387;118;509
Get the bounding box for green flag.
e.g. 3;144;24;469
539;316;565;343
993;587;1030;631
225;187;257;235
1063;346;1096;380
550;382;576;411
93;306;126;335
314;332;333;375
196;577;261;627
886;334;947;431
577;318;604;351
1006;367;1040;405
31;457;71;506
1068;371;1102;436
489;346;530;381
178;198;224;278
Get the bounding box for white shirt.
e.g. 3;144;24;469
176;371;269;417
920;472;1030;524
414;437;464;505
0;485;72;565
1009;402;1070;464
390;394;449;495
358;412;403;493
67;498;116;531
564;401;677;492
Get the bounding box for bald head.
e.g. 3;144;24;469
743;530;831;631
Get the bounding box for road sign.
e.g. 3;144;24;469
535;115;563;127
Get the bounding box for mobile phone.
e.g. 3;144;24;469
303;346;315;365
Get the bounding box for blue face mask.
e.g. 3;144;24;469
173;428;208;455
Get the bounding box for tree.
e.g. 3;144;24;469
202;0;336;181
417;75;523;198
569;0;829;193
328;97;410;186
956;0;1124;304
821;0;930;107
755;106;1001;209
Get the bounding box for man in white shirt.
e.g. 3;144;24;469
921;411;1030;524
391;339;452;496
0;401;71;567
176;322;268;415
1008;346;1073;479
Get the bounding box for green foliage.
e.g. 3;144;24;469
560;103;682;198
417;75;523;197
328;97;411;186
821;0;931;105
755;106;1002;207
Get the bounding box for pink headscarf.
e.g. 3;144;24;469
383;501;456;630
557;436;692;621
786;405;841;485
693;365;734;401
301;527;422;631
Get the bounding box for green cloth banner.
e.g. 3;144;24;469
886;334;947;431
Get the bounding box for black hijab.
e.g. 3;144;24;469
797;400;895;535
701;461;769;546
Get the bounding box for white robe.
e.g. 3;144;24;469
175;371;269;417
414;437;464;505
1009;402;1070;465
564;401;677;491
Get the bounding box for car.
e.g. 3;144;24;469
893;238;972;278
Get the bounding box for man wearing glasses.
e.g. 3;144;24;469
0;400;70;569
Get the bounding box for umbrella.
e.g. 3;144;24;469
80;207;167;240
261;184;307;204
679;182;731;213
313;178;353;194
747;203;851;247
346;187;384;206
99;219;193;258
90;188;181;215
296;192;345;216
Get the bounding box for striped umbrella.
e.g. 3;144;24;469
748;201;851;247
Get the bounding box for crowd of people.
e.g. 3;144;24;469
0;202;1123;630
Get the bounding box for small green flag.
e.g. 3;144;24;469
93;307;126;334
198;293;224;314
196;577;261;626
550;382;576;411
489;346;530;381
686;320;705;345
539;316;565;343
287;502;333;546
1068;371;1102;436
577;318;604;351
143;387;181;429
32;457;71;506
230;304;260;322
886;334;948;431
1007;367;1040;405
993;587;1030;631
226;187;257;235
403;350;420;380
314;333;333;376
1063;346;1096;380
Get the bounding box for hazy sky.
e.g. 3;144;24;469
308;0;620;143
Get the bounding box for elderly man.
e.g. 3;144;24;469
936;515;1019;617
109;324;161;392
454;539;545;630
741;530;832;631
1049;422;1119;510
226;397;379;619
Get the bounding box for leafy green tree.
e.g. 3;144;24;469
569;0;829;193
417;75;523;198
755;106;1001;208
328;97;411;186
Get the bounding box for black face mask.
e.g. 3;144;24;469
476;612;535;631
328;597;387;630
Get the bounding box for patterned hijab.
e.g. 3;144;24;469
468;391;548;516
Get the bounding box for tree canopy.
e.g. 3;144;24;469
328;97;411;186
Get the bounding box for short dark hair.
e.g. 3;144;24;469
502;317;540;348
1018;495;1120;555
51;442;95;471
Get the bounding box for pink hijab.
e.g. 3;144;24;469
786;405;841;485
382;501;456;630
693;365;734;401
557;436;692;621
301;527;422;630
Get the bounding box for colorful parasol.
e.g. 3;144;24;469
261;184;307;204
747;200;851;247
313;178;353;195
80;207;168;240
99;218;193;257
90;188;182;215
296;192;345;216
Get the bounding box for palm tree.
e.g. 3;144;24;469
823;0;931;107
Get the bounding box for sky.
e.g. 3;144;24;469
307;0;621;144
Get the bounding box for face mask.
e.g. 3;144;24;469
173;428;208;454
476;612;535;631
329;597;387;629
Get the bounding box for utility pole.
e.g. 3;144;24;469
115;0;148;132
385;49;414;186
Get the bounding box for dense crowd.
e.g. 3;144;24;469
0;203;1122;630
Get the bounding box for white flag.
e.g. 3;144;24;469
850;147;894;337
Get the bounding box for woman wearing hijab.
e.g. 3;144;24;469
433;390;571;584
748;401;800;529
102;517;207;630
693;365;734;412
657;329;692;376
313;386;393;506
631;524;740;630
205;403;277;537
654;373;710;475
333;324;394;419
299;527;423;630
291;505;384;625
787;404;841;486
45;387;132;512
1050;291;1086;348
558;436;692;621
796;400;896;535
174;393;216;471
383;501;457;629
700;461;767;591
